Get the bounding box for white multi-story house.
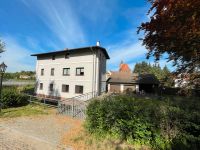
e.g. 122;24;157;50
31;45;110;99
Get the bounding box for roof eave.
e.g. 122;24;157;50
31;46;110;59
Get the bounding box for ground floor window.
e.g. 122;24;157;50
49;83;54;92
39;83;43;90
75;85;83;94
62;84;69;92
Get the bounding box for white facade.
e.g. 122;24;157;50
32;47;109;99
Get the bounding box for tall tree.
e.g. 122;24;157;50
161;65;174;87
138;0;200;88
133;62;173;87
133;61;151;74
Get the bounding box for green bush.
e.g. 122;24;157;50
20;85;35;94
85;95;200;149
1;87;29;108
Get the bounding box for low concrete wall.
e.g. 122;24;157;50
3;80;35;86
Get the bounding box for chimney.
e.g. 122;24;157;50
96;41;100;46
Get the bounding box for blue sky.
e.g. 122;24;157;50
0;0;172;72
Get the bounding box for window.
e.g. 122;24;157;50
75;85;83;94
76;67;84;76
52;55;55;60
62;84;69;92
41;69;44;76
65;53;70;59
63;68;70;76
39;83;43;90
49;83;54;91
51;68;54;76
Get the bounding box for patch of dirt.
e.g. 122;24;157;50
0;114;83;150
60;117;84;150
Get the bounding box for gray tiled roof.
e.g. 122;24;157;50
107;72;159;84
31;46;110;59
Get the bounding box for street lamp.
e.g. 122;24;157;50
0;62;7;112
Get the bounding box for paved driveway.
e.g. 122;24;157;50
0;115;77;150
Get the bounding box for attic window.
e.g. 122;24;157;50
65;53;70;59
52;55;55;60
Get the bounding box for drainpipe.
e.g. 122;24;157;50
90;47;95;97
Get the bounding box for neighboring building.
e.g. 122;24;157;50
19;75;31;79
174;73;190;88
107;62;159;93
119;60;131;73
31;45;110;99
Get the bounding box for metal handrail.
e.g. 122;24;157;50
59;91;98;103
24;91;99;118
58;91;98;117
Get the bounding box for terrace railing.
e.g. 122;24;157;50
25;91;99;119
58;91;99;119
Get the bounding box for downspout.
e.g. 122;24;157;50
94;51;97;95
90;47;95;97
35;57;39;95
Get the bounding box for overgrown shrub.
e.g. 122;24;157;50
1;87;29;108
21;85;35;94
85;95;200;149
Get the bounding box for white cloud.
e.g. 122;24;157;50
106;33;174;71
0;36;35;72
21;0;86;48
75;0;116;25
25;37;46;52
109;42;146;64
107;40;146;70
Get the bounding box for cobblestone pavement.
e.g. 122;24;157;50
0;115;73;150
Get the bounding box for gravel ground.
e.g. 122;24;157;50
0;115;75;150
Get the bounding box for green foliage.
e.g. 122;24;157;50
138;0;200;88
133;61;173;87
133;61;151;74
21;85;35;94
85;95;200;149
1;87;29;108
4;71;35;80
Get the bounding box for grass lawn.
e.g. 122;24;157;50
0;103;55;118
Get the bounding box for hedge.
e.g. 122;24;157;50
85;95;200;150
1;87;29;108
